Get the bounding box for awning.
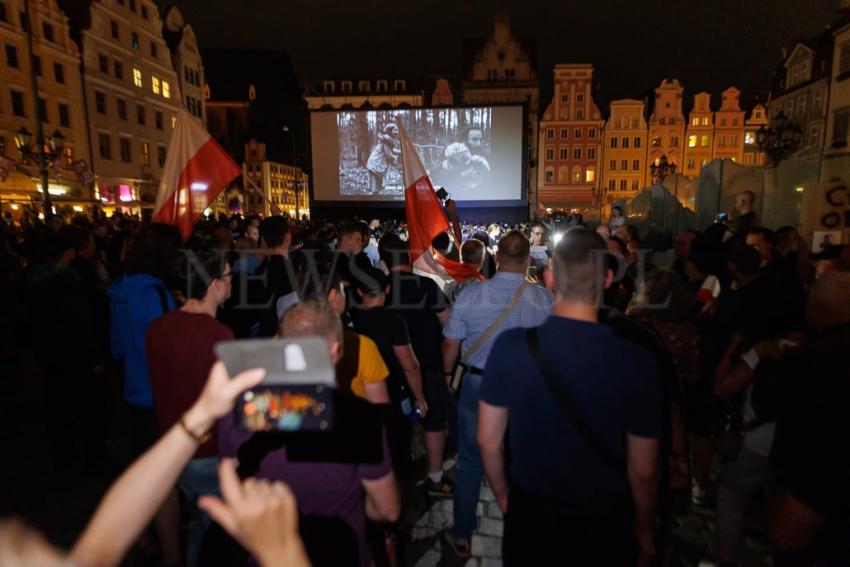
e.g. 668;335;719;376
0;171;39;196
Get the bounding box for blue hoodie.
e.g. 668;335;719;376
108;273;175;409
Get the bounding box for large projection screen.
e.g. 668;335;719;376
311;106;525;205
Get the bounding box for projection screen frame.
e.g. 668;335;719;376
307;102;529;209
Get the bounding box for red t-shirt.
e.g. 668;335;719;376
146;310;234;459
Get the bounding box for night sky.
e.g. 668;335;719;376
163;0;840;109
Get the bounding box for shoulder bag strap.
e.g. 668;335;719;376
460;280;529;366
525;327;626;475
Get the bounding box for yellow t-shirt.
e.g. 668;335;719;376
349;334;389;399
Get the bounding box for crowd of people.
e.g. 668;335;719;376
0;190;848;566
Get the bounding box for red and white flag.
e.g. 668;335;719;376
153;108;240;240
397;119;484;284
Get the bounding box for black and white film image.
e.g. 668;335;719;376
337;108;493;198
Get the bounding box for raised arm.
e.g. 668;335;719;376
69;363;265;567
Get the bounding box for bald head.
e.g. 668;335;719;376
278;299;343;362
495;230;530;272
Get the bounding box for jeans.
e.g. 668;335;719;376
178;456;221;567
451;372;483;539
715;446;773;562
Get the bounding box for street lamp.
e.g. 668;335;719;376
756;111;803;166
282;125;299;220
15;126;66;213
650;154;676;184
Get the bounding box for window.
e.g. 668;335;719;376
5;44;18;68
701;117;709;126
131;32;139;50
660;118;666;125
587;148;596;159
95;91;106;114
608;179;616;191
98;54;108;73
687;158;695;169
622;137;629;148
804;125;818;147
116;98;127;120
37;97;47;122
129;0;136;11
110;20;119;39
323;81;335;93
574;128;582;138
58;102;69;127
832;109;849;147
54;62;64;83
119;137;131;162
701;135;709;147
620;179;628;191
585;168;595;183
559;148;568;160
505;68;515;78
745;132;755;145
42;21;54;42
688;135;697;147
572;167;582;183
133;67;142;87
376;80;387;92
588;128;596;138
576;93;584;103
691;117;699;126
139;141;150;165
557;166;568;184
155;110;163;130
544;168;554;183
150;42;157;58
560;128;568;138
113;60;123;79
631;179;640;191
609;159;617;171
671;136;680;147
634;137;641;148
718;117;725;126
573;148;582;160
136;104;145;125
162;81;170;98
358;80;370;92
575;109;584;120
393;80;406;91
733;118;738;126
652;136;661;147
621;159;628;170
559;92;569;103
157;145;166;167
546;128;554;139
0;1;6;22
141;4;148;19
610;137;618;148
152;76;160;95
632;159;640;171
545;148;554;160
98;133;111;159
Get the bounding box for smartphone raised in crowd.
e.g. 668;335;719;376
215;337;335;432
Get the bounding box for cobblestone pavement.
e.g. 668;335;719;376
402;460;773;567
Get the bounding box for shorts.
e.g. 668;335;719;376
421;371;449;432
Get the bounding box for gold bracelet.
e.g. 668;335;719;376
179;414;213;445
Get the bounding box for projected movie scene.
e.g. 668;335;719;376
311;106;524;203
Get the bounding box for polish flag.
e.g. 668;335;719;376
397;119;484;284
153;108;241;240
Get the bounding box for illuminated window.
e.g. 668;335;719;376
744;132;755;145
558;166;568;184
701;117;709;126
688;135;697;147
572;167;582;183
652;136;661;147
133;67;142;87
163;81;170;98
152;76;160;95
691;117;699;126
701;135;709;147
585;168;595;183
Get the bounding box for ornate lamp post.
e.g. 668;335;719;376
15;126;65;214
650;154;676;184
756;111;803;166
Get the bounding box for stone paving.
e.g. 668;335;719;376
403;458;773;567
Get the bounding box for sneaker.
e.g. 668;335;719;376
419;475;454;498
444;531;471;558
